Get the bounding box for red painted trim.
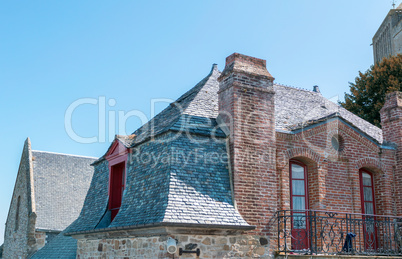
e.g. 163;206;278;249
359;169;378;250
289;159;309;211
106;139;129;219
106;140;129;196
289;159;310;250
359;169;376;215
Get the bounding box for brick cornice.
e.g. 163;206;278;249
217;81;275;95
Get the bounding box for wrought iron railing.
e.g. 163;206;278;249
276;210;402;256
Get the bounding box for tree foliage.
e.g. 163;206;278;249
340;54;402;128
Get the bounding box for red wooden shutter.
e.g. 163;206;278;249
109;162;125;221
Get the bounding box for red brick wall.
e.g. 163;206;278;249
277;119;396;218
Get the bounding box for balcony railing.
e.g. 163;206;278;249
276;210;402;256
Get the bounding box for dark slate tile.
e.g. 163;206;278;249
31;151;96;231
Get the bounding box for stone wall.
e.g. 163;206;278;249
2;140;55;258
77;234;271;258
3;139;36;259
29;230;60;254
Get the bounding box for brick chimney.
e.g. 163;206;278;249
380;91;402;215
218;53;276;234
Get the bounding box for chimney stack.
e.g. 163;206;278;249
218;53;277;234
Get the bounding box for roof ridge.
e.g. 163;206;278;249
176;64;220;103
182;64;221;116
130;64;220;145
274;83;317;93
32;150;97;159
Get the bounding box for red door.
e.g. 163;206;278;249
359;170;377;251
290;160;309;250
109;162;125;221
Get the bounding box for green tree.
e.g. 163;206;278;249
341;54;402;128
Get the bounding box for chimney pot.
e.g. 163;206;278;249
313;85;320;93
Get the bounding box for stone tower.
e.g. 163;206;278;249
373;3;402;63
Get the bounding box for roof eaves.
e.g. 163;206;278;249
65;222;255;236
91;156;106;165
35;228;63;233
285;114;391;149
286;112;340;131
94;135;134;164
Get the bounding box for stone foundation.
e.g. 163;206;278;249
77;234;272;258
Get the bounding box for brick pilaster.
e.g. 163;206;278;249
380;91;402;215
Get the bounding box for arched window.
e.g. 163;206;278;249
290;160;309;214
290;160;309;250
15;196;20;231
360;169;376;215
359;169;377;250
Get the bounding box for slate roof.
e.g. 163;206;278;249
32;151;96;231
109;132;245;228
128;64;221;146
64;159;112;233
66;128;248;236
126;64;383;147
30;228;77;259
274;85;383;143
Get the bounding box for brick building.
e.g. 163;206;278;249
2;138;96;258
20;53;402;258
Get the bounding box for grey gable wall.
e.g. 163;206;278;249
4;141;97;259
3;139;34;258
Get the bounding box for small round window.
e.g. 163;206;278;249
331;134;344;152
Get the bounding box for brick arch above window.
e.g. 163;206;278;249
354;158;383;174
278;147;324;169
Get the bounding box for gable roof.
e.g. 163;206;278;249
32;150;96;231
274;85;383;143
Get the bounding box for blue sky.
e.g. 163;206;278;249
0;1;396;244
